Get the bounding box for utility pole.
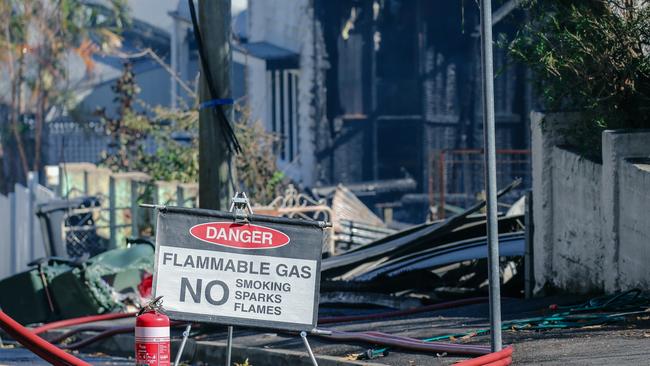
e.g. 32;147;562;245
198;0;233;210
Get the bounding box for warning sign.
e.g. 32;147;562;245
152;206;324;331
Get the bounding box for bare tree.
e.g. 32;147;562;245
0;0;128;188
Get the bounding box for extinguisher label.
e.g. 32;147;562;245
136;326;170;366
136;342;170;366
135;339;170;366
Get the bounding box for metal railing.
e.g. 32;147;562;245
52;163;198;248
428;149;531;219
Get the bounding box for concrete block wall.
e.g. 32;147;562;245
618;160;650;289
549;146;603;291
601;130;650;291
532;112;650;293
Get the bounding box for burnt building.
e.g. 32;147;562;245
231;0;531;220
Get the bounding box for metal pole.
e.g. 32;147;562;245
173;324;192;366
109;176;116;249
27;172;37;266
524;190;534;299
131;180;139;237
225;325;233;366
479;0;502;352
300;331;319;366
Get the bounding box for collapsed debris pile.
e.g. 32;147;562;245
330;185;396;250
0;178;531;366
0;179;527;325
319;179;525;306
255;184;396;255
0;241;154;325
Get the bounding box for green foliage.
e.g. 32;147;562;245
99;64;285;205
97;62;197;183
234;359;251;366
507;0;650;158
97;62;152;173
148;107;199;183
233;107;286;204
0;0;129;103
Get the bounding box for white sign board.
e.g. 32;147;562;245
152;207;324;331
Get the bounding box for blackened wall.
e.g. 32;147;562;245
314;0;529;193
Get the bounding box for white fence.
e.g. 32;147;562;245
0;166;200;280
0;174;55;280
532;112;650;293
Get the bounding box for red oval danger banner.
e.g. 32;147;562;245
189;222;291;249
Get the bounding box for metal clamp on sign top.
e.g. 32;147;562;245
229;192;253;222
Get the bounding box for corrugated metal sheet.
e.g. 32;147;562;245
332;184;385;230
322;179;521;276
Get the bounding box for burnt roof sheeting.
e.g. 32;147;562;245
312;177;418;198
363;222;519;273
354;232;524;281
335;215;523;280
332;184;386;229
321;178;521;276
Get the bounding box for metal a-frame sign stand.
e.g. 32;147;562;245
163;192;325;366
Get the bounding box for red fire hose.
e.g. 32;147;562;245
454;347;513;366
56;322;187;350
319;329;491;355
7;298;510;364
483;358;512;366
31;298;486;336
32;311;136;335
319;297;488;324
49;325;113;344
0;310;90;366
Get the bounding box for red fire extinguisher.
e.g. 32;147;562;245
136;297;170;366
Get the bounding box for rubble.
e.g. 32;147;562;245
0;242;154;325
0;176;531;365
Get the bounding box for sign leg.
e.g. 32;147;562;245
225;325;234;366
173;324;192;366
300;331;319;366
